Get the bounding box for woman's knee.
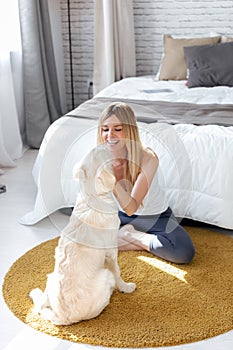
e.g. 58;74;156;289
177;244;195;264
174;230;195;264
149;232;195;264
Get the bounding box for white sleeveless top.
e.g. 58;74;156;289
114;167;169;216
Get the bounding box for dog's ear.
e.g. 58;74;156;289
95;166;116;193
73;164;87;182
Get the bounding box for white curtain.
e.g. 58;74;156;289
93;0;136;95
0;0;24;169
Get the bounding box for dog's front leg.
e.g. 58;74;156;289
105;250;136;293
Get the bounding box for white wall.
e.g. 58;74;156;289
60;0;233;111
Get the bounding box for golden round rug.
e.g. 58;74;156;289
2;227;233;348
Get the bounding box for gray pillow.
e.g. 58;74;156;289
184;42;233;88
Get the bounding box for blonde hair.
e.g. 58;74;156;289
97;102;143;186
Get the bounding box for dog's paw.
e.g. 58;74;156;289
29;288;44;312
118;282;136;293
29;288;43;301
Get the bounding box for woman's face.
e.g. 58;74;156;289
101;114;126;153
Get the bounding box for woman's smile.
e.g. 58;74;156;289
107;139;120;145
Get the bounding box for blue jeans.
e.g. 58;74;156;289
119;207;195;264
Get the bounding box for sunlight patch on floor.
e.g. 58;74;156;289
137;255;187;283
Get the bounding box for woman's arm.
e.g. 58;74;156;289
113;149;159;216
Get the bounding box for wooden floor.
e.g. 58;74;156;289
0;149;233;350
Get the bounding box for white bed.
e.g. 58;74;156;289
20;76;233;229
96;76;233;104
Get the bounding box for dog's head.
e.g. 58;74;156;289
73;144;115;196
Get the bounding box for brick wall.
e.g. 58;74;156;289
60;0;94;110
60;0;233;111
134;0;233;76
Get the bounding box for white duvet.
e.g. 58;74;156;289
96;76;233;104
20;77;233;229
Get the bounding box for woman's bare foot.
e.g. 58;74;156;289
118;224;161;252
118;237;142;251
118;225;147;251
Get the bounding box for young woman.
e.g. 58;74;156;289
97;102;195;264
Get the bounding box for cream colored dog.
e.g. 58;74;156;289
30;145;136;325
